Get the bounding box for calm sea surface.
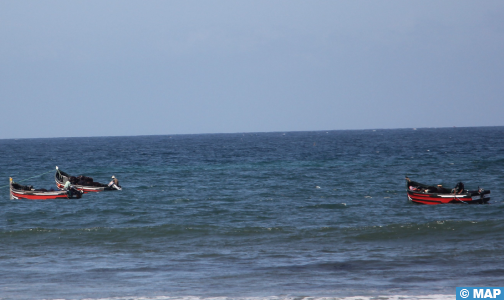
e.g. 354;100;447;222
1;127;503;300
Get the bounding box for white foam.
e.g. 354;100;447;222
74;294;455;300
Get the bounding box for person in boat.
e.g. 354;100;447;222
109;175;120;188
453;182;465;194
64;180;77;197
409;185;423;192
406;177;440;193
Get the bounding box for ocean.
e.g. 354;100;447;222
1;127;503;300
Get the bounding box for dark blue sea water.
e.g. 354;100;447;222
1;127;504;300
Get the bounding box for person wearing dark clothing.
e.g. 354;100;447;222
453;182;465;194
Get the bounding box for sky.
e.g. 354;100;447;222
1;0;503;139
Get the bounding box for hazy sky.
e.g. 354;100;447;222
1;1;503;139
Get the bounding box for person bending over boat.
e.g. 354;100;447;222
64;180;78;197
453;182;465;194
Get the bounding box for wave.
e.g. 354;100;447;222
2;219;503;245
346;219;504;242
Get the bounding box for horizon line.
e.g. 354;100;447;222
1;125;502;141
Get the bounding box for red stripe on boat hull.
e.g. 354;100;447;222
10;190;73;200
407;191;488;205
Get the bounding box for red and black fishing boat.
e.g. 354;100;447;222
405;177;490;205
55;166;121;193
10;177;82;200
